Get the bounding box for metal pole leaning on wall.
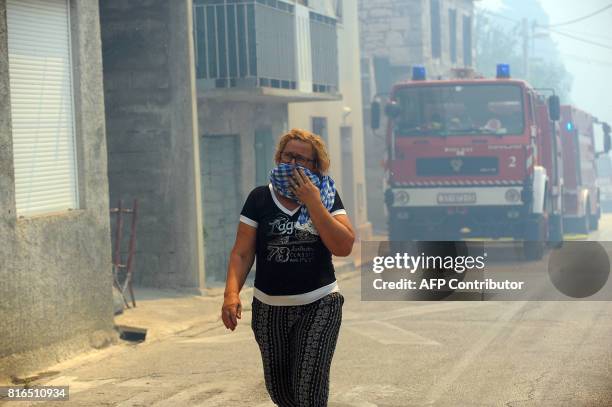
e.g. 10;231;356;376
111;199;139;309
111;200;129;308
123;199;139;308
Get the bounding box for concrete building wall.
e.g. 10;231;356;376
289;0;372;240
0;0;115;381
99;0;205;290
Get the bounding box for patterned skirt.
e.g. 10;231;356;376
251;291;344;407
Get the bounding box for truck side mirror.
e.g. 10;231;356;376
371;101;381;130
548;95;561;121
384;101;401;119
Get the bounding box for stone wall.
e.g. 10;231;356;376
359;0;474;74
359;0;425;67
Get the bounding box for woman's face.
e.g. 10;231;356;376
278;140;318;173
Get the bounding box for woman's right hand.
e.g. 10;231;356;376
221;292;242;331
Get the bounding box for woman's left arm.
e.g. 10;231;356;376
290;169;355;256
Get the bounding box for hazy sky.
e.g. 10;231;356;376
479;0;612;125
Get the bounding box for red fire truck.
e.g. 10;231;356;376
371;64;564;260
559;106;610;232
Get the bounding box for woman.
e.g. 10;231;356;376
221;128;355;406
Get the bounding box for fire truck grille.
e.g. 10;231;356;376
416;157;499;176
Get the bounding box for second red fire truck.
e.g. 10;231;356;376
559;105;609;233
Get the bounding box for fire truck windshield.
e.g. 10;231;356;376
393;84;525;137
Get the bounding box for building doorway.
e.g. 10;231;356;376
200;134;242;284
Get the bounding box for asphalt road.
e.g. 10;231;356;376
5;217;612;407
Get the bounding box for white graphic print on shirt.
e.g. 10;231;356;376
266;215;317;264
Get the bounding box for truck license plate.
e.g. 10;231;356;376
437;192;477;204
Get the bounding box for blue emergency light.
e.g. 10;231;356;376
496;64;511;79
412;65;426;81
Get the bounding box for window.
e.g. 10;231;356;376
463;15;473;67
430;0;441;59
393;84;526;137
312;117;328;145
6;0;79;217
527;93;536;125
449;9;457;64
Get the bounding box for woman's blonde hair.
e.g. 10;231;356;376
274;128;330;174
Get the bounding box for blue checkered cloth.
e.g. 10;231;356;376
269;163;336;225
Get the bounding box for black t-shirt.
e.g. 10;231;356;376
240;184;346;296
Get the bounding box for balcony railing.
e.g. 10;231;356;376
193;0;339;97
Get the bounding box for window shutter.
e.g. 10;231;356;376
7;0;78;217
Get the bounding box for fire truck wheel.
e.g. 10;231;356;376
524;240;545;261
576;204;591;234
544;191;562;248
589;208;600;231
524;215;546;261
575;216;589;234
547;215;564;249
